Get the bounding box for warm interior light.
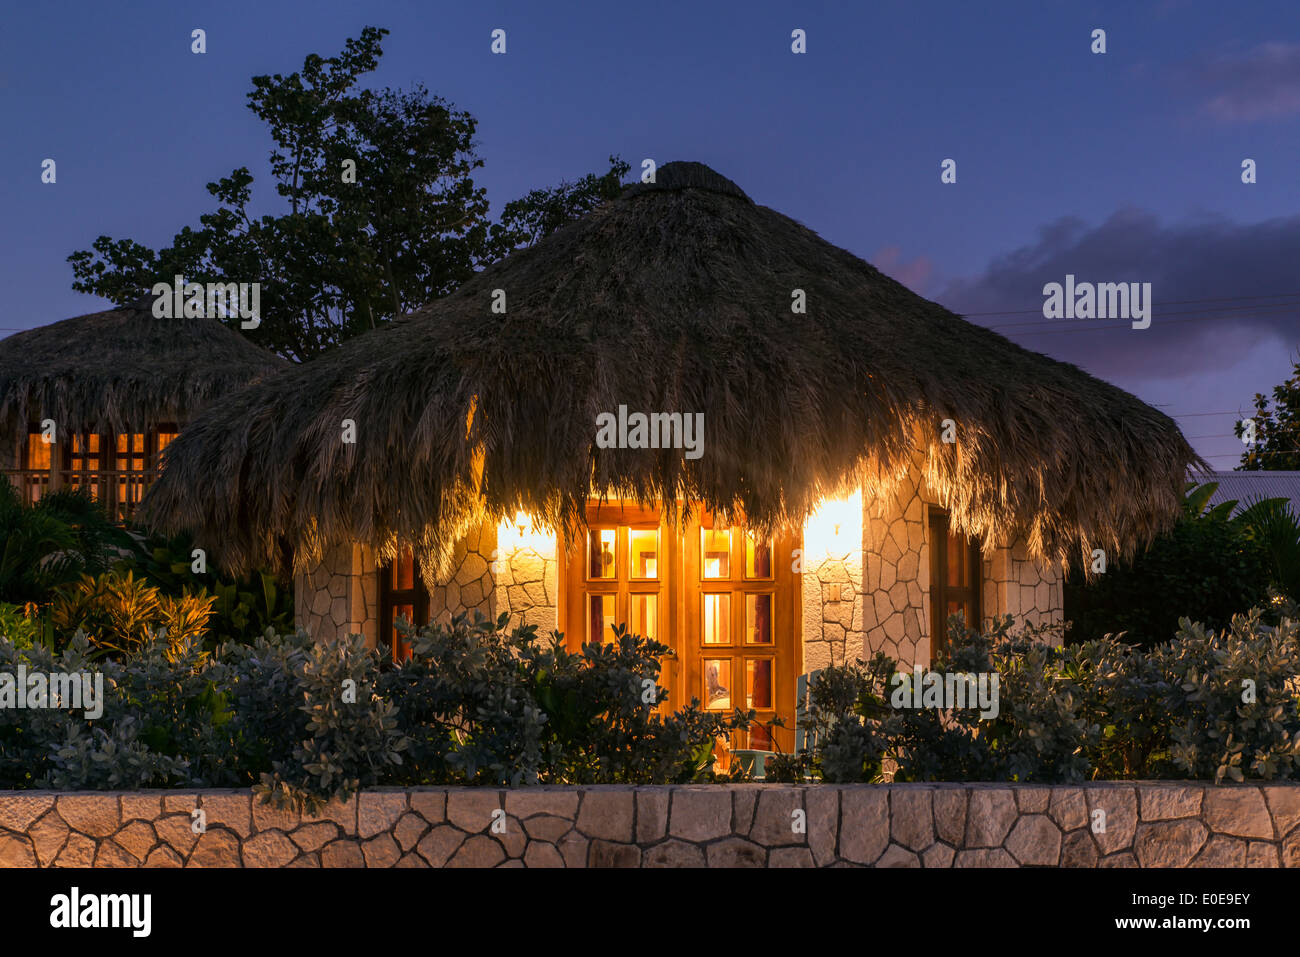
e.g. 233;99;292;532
804;488;863;557
496;510;554;561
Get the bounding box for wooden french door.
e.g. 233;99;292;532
682;511;798;759
561;501;800;766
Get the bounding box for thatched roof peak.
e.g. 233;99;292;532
623;161;752;202
0;299;288;435
140;163;1201;579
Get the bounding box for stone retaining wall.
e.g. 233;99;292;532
1;783;1297;868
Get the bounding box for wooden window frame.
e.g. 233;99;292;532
928;508;981;660
560;502;800;763
19;422;178;516
378;549;430;662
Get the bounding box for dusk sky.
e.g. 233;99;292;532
3;1;1298;471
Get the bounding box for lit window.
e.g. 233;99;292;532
701;527;730;579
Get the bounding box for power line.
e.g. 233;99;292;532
958;291;1300;318
983;305;1300;335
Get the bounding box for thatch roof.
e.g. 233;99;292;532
140;161;1202;578
0;299;288;436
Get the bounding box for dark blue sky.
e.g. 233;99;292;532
4;1;1299;469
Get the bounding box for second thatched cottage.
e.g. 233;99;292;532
142;162;1197;753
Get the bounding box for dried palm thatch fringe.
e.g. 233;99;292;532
139;161;1204;583
0;301;288;436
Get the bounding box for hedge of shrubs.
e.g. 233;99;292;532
1;610;1298;809
772;612;1300;786
0;614;746;809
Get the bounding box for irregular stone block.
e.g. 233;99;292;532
1048;788;1086;831
953;847;1017;867
922;843;955;868
244;831;300;868
1060;830;1099;868
56;794;121;838
668;788;731;843
1132;819;1207;867
966;789;1018;847
290;822;340;853
1284;831;1300;868
1138;785;1203;822
393;813;428;852
358;791;409;839
1247;841;1279;868
395;852;429;868
1005;815;1062;866
113;820;157;862
504;789;577;821
806;787;840;867
1203;787;1272;840
143;846;184;868
251;798;301;833
29;811;70;866
320;840;365;868
1099;852;1137;868
889;788;935;851
1191;834;1247;867
559;831;589;868
187;829;242;867
119;794;163;822
200;792;252;838
524;842;565;868
577;789;635;842
749;788;804;847
839;788;889;864
408;790;446;825
636;789;669;844
308;795;357;836
706;837;766;868
287;852;320;868
416;826;465;867
446;790;502;834
932;788;967;845
361;833;402;868
1086;787;1137;854
1263;785;1300;840
496;816;527;858
94;841;139;868
162;793;198;814
448;834;506;868
53;833;96;867
770;847;815;868
874;843;920;867
1014;787;1051;813
155;814;199;857
0;794;55;832
522;813;572;844
644;839;706;867
589;840;641;867
0;833;37;867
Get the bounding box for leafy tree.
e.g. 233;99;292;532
69;27;628;360
0;483;132;607
1064;482;1273;647
1236;355;1300;469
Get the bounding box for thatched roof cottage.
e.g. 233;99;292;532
1;299;287;518
141;162;1198;751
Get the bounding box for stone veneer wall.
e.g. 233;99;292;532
0;783;1296;868
294;523;560;646
982;538;1064;632
294;543;380;647
426;523;496;624
862;472;931;668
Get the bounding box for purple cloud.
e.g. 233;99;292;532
936;209;1300;382
1197;42;1300;122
